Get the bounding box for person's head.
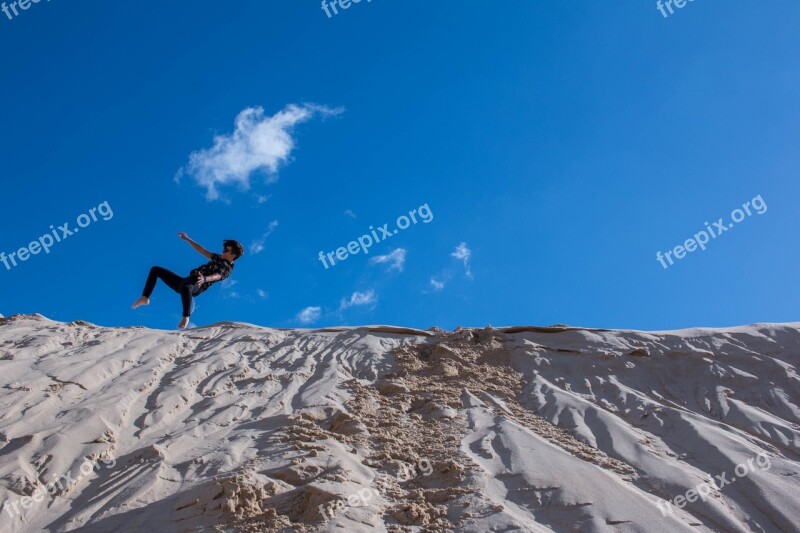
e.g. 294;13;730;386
222;240;244;262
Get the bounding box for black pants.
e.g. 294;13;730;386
142;266;200;318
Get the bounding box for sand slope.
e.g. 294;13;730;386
0;315;798;532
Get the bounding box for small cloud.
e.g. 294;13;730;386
220;279;241;299
296;306;321;325
339;289;377;311
430;277;445;291
221;278;239;289
369;248;406;272
180;103;343;201
257;289;268;299
344;209;357;218
257;194;271;204
451;242;473;279
250;220;279;254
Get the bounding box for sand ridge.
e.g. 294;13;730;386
0;315;798;532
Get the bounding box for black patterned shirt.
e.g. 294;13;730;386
190;253;234;295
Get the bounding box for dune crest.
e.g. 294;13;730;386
0;315;798;532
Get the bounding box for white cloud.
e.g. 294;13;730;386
257;289;268;299
250;220;279;254
344;209;357;218
181;103;342;200
451;242;473;279
339;289;377;311
430;277;445;291
296;306;321;325
219;279;241;299
257;194;271;204
369;248;406;272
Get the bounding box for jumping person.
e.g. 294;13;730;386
132;233;244;329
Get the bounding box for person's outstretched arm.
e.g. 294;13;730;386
178;232;212;259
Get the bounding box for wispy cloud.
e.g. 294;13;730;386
423;243;473;294
339;289;377;311
250;220;279;254
369;248;406;272
179;103;342;200
296;306;321;325
256;289;268;299
451;242;473;279
220;279;244;300
344;209;357;218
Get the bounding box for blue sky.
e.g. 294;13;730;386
0;0;798;331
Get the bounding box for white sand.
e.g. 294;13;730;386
0;315;797;532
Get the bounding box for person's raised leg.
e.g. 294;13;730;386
132;266;184;309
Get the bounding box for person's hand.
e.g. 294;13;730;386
194;273;206;287
178;232;190;241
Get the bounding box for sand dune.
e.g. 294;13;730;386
0;314;798;532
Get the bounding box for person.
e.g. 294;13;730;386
132;233;244;329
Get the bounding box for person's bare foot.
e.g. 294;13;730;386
131;296;150;309
178;317;190;329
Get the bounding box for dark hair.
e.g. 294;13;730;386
223;240;244;260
